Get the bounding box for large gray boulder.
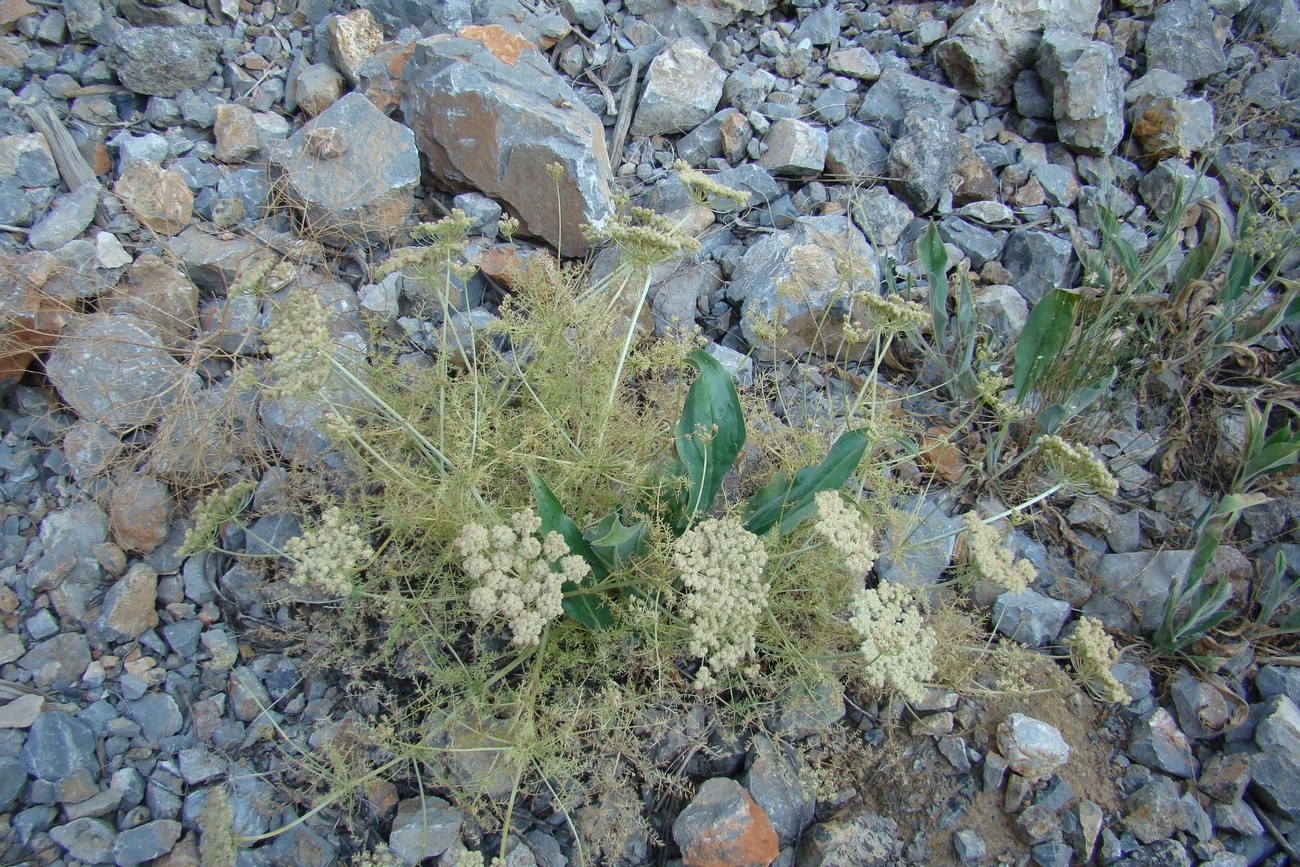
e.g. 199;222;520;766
108;26;221;97
1036;30;1125;155
269;92;419;246
936;0;1101;103
45;314;200;432
630;38;726;137
401;26;614;256
731;216;880;360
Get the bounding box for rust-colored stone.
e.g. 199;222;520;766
113;161;194;236
0;251;70;384
456;24;532;67
0;0;36;27
674;779;779;867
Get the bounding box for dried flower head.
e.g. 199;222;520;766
813;491;877;576
411;208;476;256
852;291;929;335
284;506;374;597
1039;435;1119;498
457;508;589;647
1065;616;1129;704
262;287;335;397
675;161;751;213
593;205;702;270
498;214;520;240
673;516;770;690
848;581;936;704
962;512;1036;595
181;479;256;555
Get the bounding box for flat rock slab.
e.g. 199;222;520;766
401;26;614;256
108;25;221;97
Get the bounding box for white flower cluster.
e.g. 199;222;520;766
962;512;1036;594
457;509;589;647
181;478;255;555
672;516;770;690
262;287;335;397
813;491;877;576
848;581;936;704
284;506;374;597
1039;435;1119;498
1065;616;1130;705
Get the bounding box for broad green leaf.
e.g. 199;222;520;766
919;222;949;347
1280;357;1300;384
584;512;648;574
744;429;869;537
1014;289;1079;400
526;469;613;630
674;349;745;526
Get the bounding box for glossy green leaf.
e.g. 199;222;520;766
584;512;648;574
743;429;869;537
674;349;745;526
526;469;613;630
1014;289;1079;400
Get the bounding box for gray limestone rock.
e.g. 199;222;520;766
795;810;901;867
1252;694;1300;820
1130;95;1216;158
108;26;221;97
1243;0;1300;51
269;93;419;246
45;314;200;432
937;0;1101;104
22;711;97;782
732;215;880;359
743;735;815;846
1001;228;1077;305
388;796;464;862
1145;0;1227;81
1129;707;1197;778
758;118;828;177
113;819;181;866
401;30;614;256
27;184;99;251
1136;158;1220;218
825;121;889;180
877;493;962;588
851;187;913;248
997;713;1070;782
18;632;91;693
1036;30;1125;155
857;69;961;137
631;38;726;136
992;589;1071;646
50;818;117;864
887;114;959;213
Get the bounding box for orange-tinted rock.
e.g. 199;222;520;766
673;779;778;867
401;33;613;256
0;0;36;27
358;39;414;115
113;161;193;235
917;426;965;483
0;251;70;385
457;24;530;66
105;254;199;350
326;8;382;84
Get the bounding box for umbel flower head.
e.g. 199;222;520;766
674;161;752;213
852;291;929;335
962;512;1036;595
181;479;256;555
813;491;877;576
672;516;770;690
456;508;589;647
1064;616;1130;705
848;581;936;704
262;287;335;397
284;506;374;597
591;202;702;270
1039;435;1119;498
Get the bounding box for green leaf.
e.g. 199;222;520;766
743;429;869;537
674;349;746;526
526;469;613;630
918;222;949;348
1014;289;1079;400
583;512;647;574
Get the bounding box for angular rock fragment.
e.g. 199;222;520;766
1036;30;1125;155
630;38;726;137
936;0;1101;103
108;26;220;97
45;313;199;431
401;26;613;256
113;161;193;235
269;92;419;246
